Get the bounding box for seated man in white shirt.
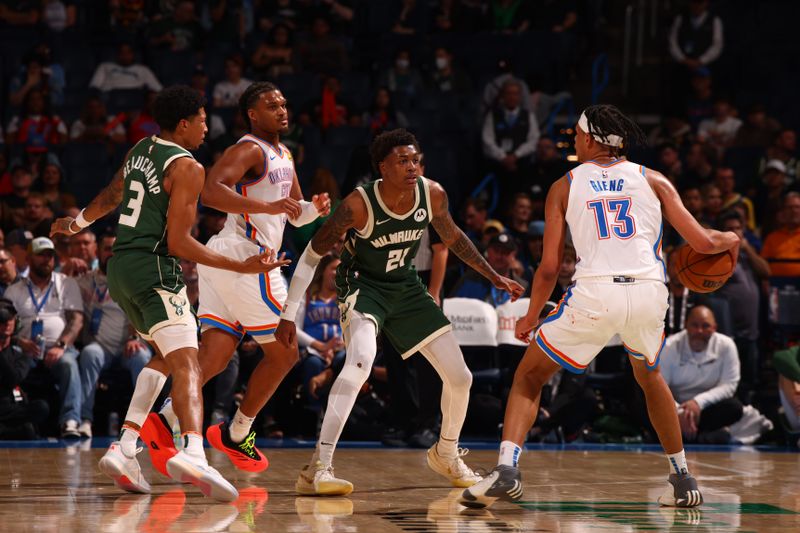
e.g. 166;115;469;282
89;43;163;93
660;305;743;444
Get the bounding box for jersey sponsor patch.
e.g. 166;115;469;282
414;208;427;222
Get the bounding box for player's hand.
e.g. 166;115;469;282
264;197;302;219
514;314;539;343
50;216;79;237
312;193;331;216
238;249;291;274
493;275;524;301
275;319;296;348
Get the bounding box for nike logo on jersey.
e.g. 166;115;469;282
375;219;390;225
269;153;277;160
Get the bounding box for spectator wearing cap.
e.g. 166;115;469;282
756;160;792;238
0;249;20;297
482;81;540;185
3;237;84;438
761;192;800;278
213;54;252;109
89;43;162;93
5;229;33;277
481;219;505;248
461;198;488;246
77;234;150;438
0;298;49;439
450;233;528;305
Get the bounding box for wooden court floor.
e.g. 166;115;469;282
0;443;798;532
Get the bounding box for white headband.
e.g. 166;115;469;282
578;111;623;148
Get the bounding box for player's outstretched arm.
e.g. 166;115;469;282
275;192;367;347
428;181;524;300
515;177;569;342
50;162;126;237
201;141;303;218
647;168;740;254
167;158;290;274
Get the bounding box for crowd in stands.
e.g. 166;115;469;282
0;1;798;448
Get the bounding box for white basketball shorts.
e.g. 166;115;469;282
534;278;669;373
197;233;287;343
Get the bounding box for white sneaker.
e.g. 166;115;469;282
78;420;92;439
166;450;239;502
98;441;151;494
427;446;482;488
296;461;354;496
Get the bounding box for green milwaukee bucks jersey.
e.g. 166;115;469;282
113;136;194;256
339;177;433;284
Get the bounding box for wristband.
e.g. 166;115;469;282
74;209;92;230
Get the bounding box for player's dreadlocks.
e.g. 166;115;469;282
239;81;280;131
370;128;420;175
582;104;647;156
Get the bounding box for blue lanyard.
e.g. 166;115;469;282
92;277;108;303
27;279;54;316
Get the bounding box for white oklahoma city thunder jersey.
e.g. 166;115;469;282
566;159;666;282
221;133;295;251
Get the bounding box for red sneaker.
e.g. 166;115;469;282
140;412;178;478
206;422;269;473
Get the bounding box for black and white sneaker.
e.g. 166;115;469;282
459;465;522;509
657;473;703;507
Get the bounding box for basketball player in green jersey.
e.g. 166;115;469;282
51;86;287;502
275;129;525;495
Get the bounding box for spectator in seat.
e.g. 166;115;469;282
717;211;769;396
3;237;84;438
697;98;742;154
660;306;743;444
520;136;573;197
648;116;692;150
125;90;160;143
461;198;489;246
3;165;35;228
22;192;51;235
296;15;349;74
251;23;294;80
66;229;98;275
148;0;203;52
761;192;800;278
755;160;791;237
685;71;714;131
379;49;424;108
715;167;755;229
482;80;540;185
450;233;528;304
8;43;65;108
70;96;127;145
668;0;723;74
76;234;151;438
734;104;781;149
525;220;545;273
682;141;715;187
314;75;350;131
0;249;20;297
89;43;163;93
481;58;532;118
700;183;723;228
0;298;49;439
213;54;252;109
363;87;408;137
428;46;471;97
36;161;76;216
4;230;32;278
656;142;684;185
6;88;67;154
760;128;799;183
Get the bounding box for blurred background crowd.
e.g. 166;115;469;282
0;0;798;449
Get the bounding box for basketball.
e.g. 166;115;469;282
674;244;736;293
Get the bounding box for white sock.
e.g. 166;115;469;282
119;426;140;457
229;408;256;443
498;440;521;467
183;432;206;461
160;398;179;430
667;450;688;475
437;437;458;458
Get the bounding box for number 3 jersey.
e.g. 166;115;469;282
566;159;666;282
219;133;295;251
339;177;433;285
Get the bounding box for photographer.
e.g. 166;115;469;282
0;299;48;439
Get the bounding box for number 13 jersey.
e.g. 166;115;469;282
339;177;432;285
566;159;666;282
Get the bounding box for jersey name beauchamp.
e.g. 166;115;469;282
123;155;161;194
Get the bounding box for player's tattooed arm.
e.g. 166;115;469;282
309;192;366;255
430;181;525;300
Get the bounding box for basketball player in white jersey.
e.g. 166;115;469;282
141;82;331;475
461;105;740;509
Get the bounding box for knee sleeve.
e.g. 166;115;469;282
338;311;378;391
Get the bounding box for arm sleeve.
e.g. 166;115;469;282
280;243;323;321
294;296;316;348
694;335;740;410
288;200;321;227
